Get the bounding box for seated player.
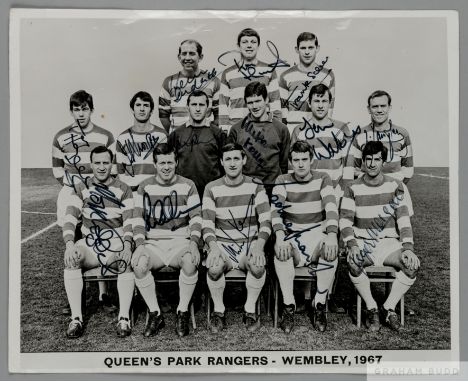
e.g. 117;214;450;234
271;140;339;333
340;141;419;331
62;146;134;339
202;143;271;333
131;143;201;338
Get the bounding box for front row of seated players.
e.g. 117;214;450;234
62;140;419;338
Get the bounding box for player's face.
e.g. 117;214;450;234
188;95;208;123
132;97;152;123
246;94;268;120
309;93;330;120
221;150;246;179
238;36;259;61
70;103;93;128
155;153;177;182
290;151;312;179
364;153;384;178
178;42;202;72
368;95;392;125
295;40;319;66
91;152;113;183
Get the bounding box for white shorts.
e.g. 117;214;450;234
216;240;257;270
288;230;326;267
356;237;402;267
75;237;124;265
142;238;191;267
56;186;76;227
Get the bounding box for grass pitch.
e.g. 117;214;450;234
19;168;451;352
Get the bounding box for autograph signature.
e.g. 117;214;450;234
169;68;218;102
63;132;91;191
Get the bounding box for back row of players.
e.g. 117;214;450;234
52;28;418;340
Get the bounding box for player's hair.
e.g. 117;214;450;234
152;142;178;163
129;91;154;112
289;140;312;161
69;90;94;111
179;39;203;56
187;90;209;106
308;83;332;103
297;32;319;47
237;28;260;45
221;142;246;158
244;81;268;101
362;141;388;162
367;90;392;106
90;145;113;163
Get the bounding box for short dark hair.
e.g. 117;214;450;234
237;28;260;45
289;140;312;160
244;81;268;101
90;145;113;163
187;90;209;106
152;142;177;163
308;83;332;103
367;90;392;106
178;39;203;56
297;32;319;47
129;91;154;112
362;141;388;162
69;90;94;111
221;142;246;158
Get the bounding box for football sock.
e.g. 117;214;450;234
383;271;416;311
64;269;83;321
315;258;338;306
274;257;295;306
349;271;378;310
177;270;198;312
98;281;107;300
244;271;266;314
207;274;225;314
135;273;160;314
117;272;135;319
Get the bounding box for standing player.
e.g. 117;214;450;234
219;28;282;133
116;91;167;192
131;143;202;338
228;81;290;198
271;141;339;333
290;83;354;200
340;141;419;331
62;146;134;338
279;32;336;134
202;143;271;333
52;90;116;313
168;90;226;198
159;39;221;133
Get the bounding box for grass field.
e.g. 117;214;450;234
20;167;451;352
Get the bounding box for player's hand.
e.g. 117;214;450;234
347;245;362;268
275;231;292;261
251;243;266;268
207;243;222;268
402;250;420;271
118;241;133;270
130;246;145;269
189;241;200;267
322;232;338;261
64;242;80;268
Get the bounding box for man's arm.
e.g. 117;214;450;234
186;182;202;245
340;123;356;192
52;134;65;186
400;132;414;184
267;70;283;121
394;183;414;252
328;69;336;117
278;72;289;125
219;70;231;133
279;124;291;175
339;184;358;249
62;186;83;244
159;77;173;133
210;76;221;126
345;135;363;180
320;174;339;235
121;184;134;244
132;184;147;248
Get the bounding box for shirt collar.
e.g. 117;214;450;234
188;117;210;127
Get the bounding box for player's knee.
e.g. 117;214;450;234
249;264;265;279
133;253;150;278
347;257;363;277
207;264;224;281
180;253;197;276
401;263;419;278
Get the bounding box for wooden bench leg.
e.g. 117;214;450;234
274;280;279;328
357;294;362;328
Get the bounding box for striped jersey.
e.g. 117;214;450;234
133;175;202;246
115;125;167;191
52;123;115;189
271;172;338;235
279;64;335;133
202;176;271;245
63;177;133;250
290;118;355;193
159;69;221;131
219;60;282;133
346;121;414;183
339;175;414;251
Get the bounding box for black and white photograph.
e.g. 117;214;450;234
9;9;459;374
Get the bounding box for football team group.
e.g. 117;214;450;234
51;28;419;340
